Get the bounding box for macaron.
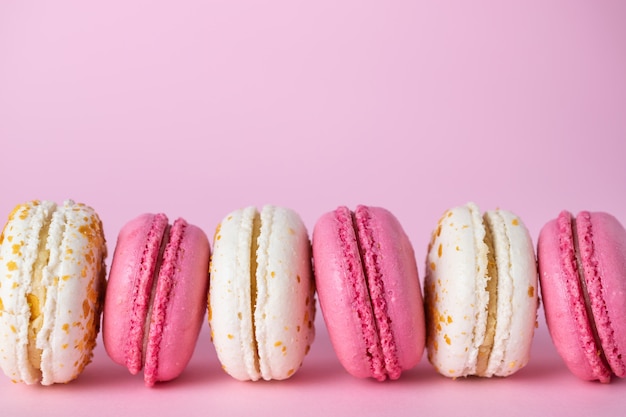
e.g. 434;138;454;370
103;213;210;386
424;203;538;378
0;200;107;385
537;210;626;383
208;205;315;381
312;205;425;381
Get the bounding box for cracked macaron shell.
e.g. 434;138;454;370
208;205;315;381
103;213;210;386
312;205;425;381
424;203;537;378
538;211;626;382
0;200;107;385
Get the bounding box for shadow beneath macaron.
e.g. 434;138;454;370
291;353;441;386
152;363;220;389
288;355;349;384
57;346;222;390
392;362;441;384
505;358;568;381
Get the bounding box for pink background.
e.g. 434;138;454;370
1;1;625;415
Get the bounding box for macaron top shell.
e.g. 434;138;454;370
103;213;210;386
312;205;424;381
424;203;537;378
0;200;107;385
209;205;315;381
538;211;626;382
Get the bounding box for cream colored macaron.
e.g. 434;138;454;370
208;205;315;381
424;203;538;378
0;200;107;385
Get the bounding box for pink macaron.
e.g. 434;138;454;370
312;205;425;381
103;213;210;386
537;210;626;383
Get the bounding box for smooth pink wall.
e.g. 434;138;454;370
1;1;625;416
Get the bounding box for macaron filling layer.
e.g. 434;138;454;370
143;218;188;386
577;213;625;378
476;217;498;376
354;206;402;380
248;211;262;377
557;211;611;381
124;214;193;386
572;214;610;374
335;206;400;381
561;210;622;381
27;205;52;372
125;213;169;375
465;204;490;375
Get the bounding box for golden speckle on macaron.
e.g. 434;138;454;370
11;243;22;255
